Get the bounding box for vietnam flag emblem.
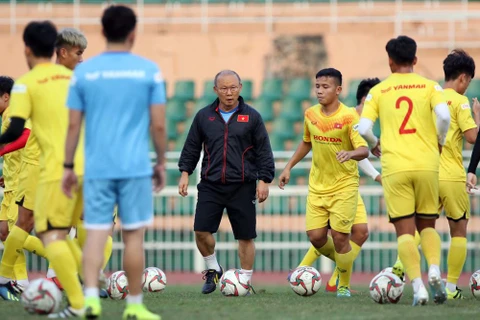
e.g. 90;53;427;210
238;115;249;122
334;122;343;129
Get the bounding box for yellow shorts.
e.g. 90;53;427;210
383;171;439;222
353;194;368;225
0;191;18;230
306;190;358;234
15;162;40;211
34;179;84;234
439;180;470;220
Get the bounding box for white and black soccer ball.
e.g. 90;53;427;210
369;272;404;304
219;269;251;297
107;270;129;300
21;278;63;315
142;267;167;293
469;270;480;299
288;266;322;296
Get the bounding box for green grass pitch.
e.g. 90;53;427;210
1;285;479;320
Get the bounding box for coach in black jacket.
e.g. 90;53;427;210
178;70;275;294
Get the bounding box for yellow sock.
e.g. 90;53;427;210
447;237;467;285
13;250;28;280
398;234;421;280
102;236;113;270
66;237;83;279
328;241;361;286
420;228;441;266
76;221;87;249
298;245;321;267
46;241;84;309
335;249;354;288
23;235;47;258
317;236;335;261
0;226;29;279
414;230;421;247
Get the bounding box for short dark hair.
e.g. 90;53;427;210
356;78;381;105
315;68;342;86
23;21;57;58
0;76;14;96
102;5;137;43
443;49;475;81
385;35;417;66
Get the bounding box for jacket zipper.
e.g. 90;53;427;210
217;108;240;184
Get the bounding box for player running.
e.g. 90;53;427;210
0;21;86;317
279;68;369;298
438;49;478;299
358;35;451;306
291;78;382;292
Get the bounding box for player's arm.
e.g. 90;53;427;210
463;97;480;144
434;102;451;146
358;91;381;157
64;109;83;166
150;68;167;192
467;134;480;193
0;82;31;144
0;128;30;156
252;113;274;203
358;158;380;182
278;140;312;189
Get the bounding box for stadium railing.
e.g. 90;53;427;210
2;150;480;275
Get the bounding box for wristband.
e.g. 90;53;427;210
64;163;74;169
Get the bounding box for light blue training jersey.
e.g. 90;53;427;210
67;52;166;180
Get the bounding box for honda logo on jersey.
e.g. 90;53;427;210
238;115;249;122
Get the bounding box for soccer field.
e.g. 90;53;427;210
1;284;478;320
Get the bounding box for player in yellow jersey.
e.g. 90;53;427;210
438;49;479;299
279;68;369;298
358;35;451;306
0;21;85;317
290;78;382;292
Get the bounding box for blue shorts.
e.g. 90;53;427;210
84;176;153;230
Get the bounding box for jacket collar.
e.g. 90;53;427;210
211;96;246;113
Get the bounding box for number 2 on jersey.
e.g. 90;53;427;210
396;96;416;134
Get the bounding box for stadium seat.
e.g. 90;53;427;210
466;79;480;101
286;78;312;101
194;97;212;113
269;135;286;151
347;78;363;97
253;98;275;122
166;99;187;122
166;118;178;140
279;98;303;121
260;78;283;101
202;80;217;101
173;80;195;101
241;79;253;101
272;118;295;140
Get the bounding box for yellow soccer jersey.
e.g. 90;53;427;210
22;130;40;166
303;103;367;195
362;73;446;177
439;88;477;182
9;63;84;183
1;107;23;191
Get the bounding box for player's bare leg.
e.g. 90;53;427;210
195;231;223;294
122;228;145;295
238;239;255;285
82;228;111;298
446;218;468;299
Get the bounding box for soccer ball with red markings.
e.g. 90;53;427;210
469;270;480;299
219;269;251;297
21;278;62;315
288;266;322;296
142;267;167;293
107;271;129;300
369;272;404;304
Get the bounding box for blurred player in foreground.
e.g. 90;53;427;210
0;21;86;317
358;35;450;306
63;5;166;319
279;68;369;298
438;49;479;299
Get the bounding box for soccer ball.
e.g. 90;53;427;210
369;272;404;304
219;269;251;297
21;278;63;315
142;267;167;293
288;266;322;296
107;271;129;300
469;270;480;299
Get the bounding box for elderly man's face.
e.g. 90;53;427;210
214;74;242;110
